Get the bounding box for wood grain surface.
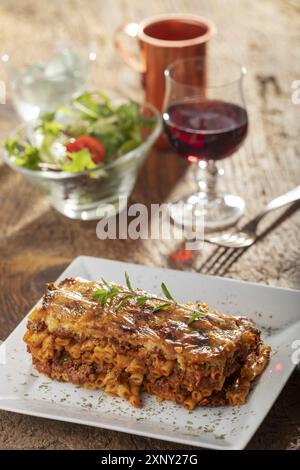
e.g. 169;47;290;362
0;0;299;450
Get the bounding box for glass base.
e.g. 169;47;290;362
170;192;245;231
51;196;128;220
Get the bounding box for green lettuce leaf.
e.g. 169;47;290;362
62;149;96;172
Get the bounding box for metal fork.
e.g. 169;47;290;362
205;186;300;248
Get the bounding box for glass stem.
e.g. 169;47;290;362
193;160;219;200
205;160;219;201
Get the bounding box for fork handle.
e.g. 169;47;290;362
255;185;300;224
265;185;300;212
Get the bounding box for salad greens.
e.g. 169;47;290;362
4;138;40;170
4;91;155;172
62;149;97;172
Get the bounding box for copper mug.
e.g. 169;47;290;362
114;13;216;112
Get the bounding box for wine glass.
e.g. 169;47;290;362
163;56;248;230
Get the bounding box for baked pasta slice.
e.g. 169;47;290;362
24;277;271;409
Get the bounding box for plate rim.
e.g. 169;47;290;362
73;255;300;295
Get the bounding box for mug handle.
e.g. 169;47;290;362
114;22;146;74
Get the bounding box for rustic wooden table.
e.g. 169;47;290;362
0;0;299;450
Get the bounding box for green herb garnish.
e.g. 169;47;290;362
188;312;203;325
101;277;111;289
92;273;204;325
116;294;133;311
161;282;175;302
152;303;173;313
92;281;120;307
125;272;134;292
136;296;147;307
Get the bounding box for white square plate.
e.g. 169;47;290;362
1;256;299;450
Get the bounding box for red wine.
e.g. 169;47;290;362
163;99;248;161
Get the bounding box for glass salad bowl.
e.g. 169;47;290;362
3;97;161;220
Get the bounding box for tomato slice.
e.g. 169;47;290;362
66;135;105;164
